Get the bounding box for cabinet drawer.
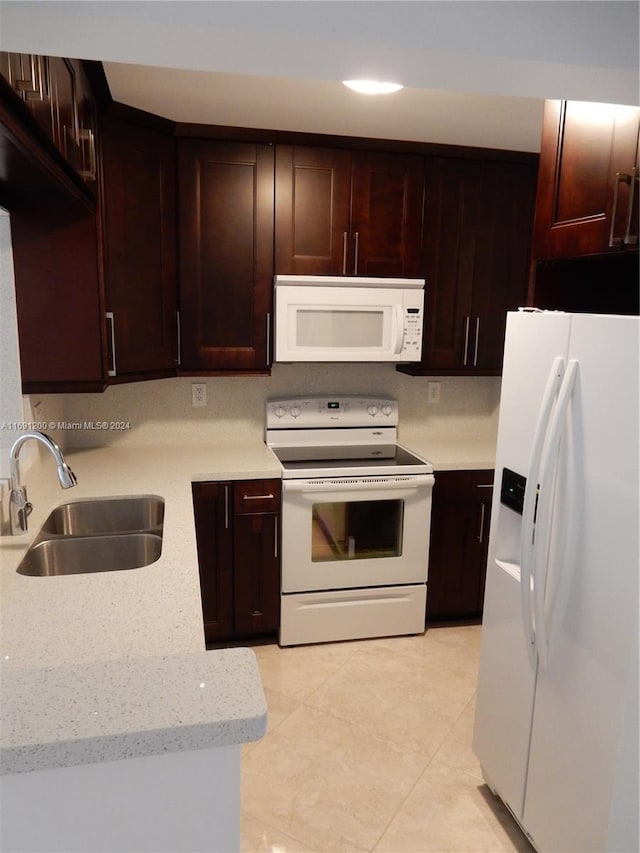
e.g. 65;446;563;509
234;479;282;514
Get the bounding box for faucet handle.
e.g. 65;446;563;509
20;502;33;530
9;486;31;534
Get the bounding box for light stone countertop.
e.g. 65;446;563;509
0;441;279;775
400;432;497;472
1;648;266;774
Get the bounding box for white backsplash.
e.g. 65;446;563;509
37;364;501;450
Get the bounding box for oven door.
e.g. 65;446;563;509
281;474;434;592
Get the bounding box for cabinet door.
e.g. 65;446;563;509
416;158;535;375
102;115;178;376
426;470;493;621
421;158;476;371
179;140;274;371
192;482;234;643
233;479;281;637
275;145;351;275
469;161;536;371
12;204;105;392
351;151;424;277
233;512;280;636
48;56;80;169
532;100;640;259
74;61;98;190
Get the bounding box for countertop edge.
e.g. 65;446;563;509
0;712;268;776
0;648;268;776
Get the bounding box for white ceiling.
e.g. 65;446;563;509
1;1;638;154
103;63;545;152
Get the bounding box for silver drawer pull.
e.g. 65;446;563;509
105;311;116;377
243;493;275;501
609;172;633;247
462;316;471;366
477;502;487;544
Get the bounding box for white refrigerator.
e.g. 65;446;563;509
473;310;639;853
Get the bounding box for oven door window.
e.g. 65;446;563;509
311;499;404;561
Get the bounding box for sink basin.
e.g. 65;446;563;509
16;495;165;577
41;496;164;536
17;533;163;576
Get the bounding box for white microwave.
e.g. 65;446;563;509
273;275;425;363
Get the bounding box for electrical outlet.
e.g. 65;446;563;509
191;383;207;408
427;381;441;404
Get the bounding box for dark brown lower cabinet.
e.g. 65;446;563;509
192;478;281;645
426;470;494;623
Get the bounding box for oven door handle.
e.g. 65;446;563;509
283;474;434;493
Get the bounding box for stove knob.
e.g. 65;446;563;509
367;404;379;416
290;406;301;418
381;404;393;416
274;406;286;418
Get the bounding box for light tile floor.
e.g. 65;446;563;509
241;626;535;852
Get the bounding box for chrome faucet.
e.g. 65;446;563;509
8;431;77;534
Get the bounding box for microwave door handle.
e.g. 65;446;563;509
393;306;405;354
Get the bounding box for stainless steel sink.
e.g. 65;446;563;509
16;495;165;577
41;496;164;536
17;533;163;576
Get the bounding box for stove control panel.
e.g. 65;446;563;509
266;396;398;428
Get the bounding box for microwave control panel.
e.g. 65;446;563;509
402;306;423;360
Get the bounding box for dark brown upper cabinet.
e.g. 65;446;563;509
12;203;106;393
532;100;640;261
178;139;274;372
401;157;536;376
0;52;98;195
101;114;178;378
0;53;54;143
275;145;424;278
1;52;105;393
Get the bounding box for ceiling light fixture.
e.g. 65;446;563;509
343;80;403;95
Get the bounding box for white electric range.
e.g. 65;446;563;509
266;395;434;646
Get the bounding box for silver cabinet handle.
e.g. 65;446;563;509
266;312;271;367
224;485;229;530
609;172;633;247
105;311;116;376
624;166;638;246
477;502;487;544
175;311;181;365
462;316;471;366
17;55;46;102
77;127;96;181
473;317;480;367
274;516;278;559
342;232;348;275
243;493;275;501
353;231;359;275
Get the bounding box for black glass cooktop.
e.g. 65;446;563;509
272;444;427;471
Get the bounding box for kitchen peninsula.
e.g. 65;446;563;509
0;441;278;852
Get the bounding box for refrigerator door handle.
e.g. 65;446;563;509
532;359;579;670
520;355;565;666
